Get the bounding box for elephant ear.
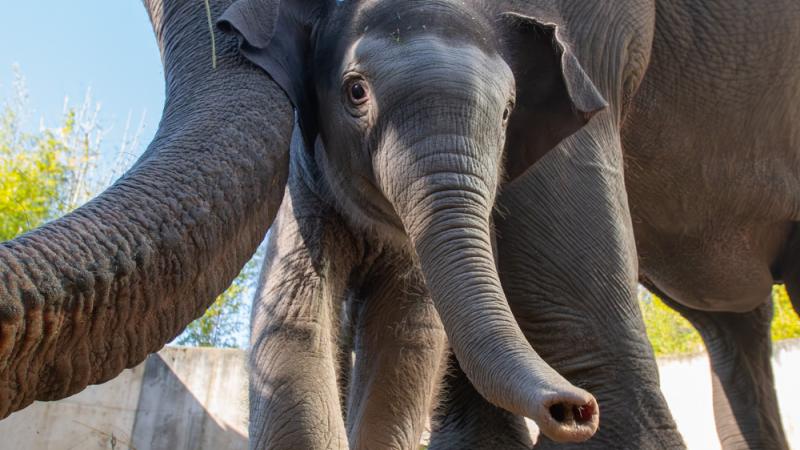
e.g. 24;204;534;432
499;12;608;180
218;0;324;146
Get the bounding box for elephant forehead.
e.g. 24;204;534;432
349;0;497;51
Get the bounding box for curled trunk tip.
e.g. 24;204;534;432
536;389;599;442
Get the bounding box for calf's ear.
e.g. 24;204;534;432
218;0;325;145
499;12;608;180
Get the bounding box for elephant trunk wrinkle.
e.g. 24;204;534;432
397;188;599;443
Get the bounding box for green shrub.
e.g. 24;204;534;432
771;285;800;341
639;290;703;356
641;285;800;357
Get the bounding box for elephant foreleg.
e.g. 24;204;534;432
248;189;357;450
346;258;448;450
656;291;789;450
499;121;682;449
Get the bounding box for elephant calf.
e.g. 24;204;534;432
218;0;609;447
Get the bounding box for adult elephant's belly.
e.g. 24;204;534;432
632;212;792;313
623;119;800;313
623;100;800;312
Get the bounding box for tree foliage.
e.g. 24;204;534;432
0;99;70;240
639;290;704;356
640;285;800;357
0;69;105;242
771;285;800;341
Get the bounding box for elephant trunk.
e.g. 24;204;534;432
0;0;292;418
388;136;599;443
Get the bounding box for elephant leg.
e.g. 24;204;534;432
428;353;533;450
507;129;681;448
249;188;358;450
653;288;789;450
346;259;448;450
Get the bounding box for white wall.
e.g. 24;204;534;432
0;361;145;450
658;339;800;449
1;341;798;449
0;347;248;450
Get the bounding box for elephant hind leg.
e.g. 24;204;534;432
346;257;448;450
428;354;533;450
653;287;789;450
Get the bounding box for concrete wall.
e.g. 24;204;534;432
658;339;800;450
0;347;247;450
0;359;146;449
1;341;798;449
131;348;248;450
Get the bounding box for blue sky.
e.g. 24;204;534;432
0;1;165;162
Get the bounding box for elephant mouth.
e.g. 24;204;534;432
331;171;408;242
357;174;404;226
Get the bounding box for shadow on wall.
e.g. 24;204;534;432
132;351;248;450
0;347;248;450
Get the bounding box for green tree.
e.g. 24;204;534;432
639;290;704;356
0;68;105;239
640;285;800;357
0;91;71;239
771;285;800;341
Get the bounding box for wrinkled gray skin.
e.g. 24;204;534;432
0;0;293;420
217;0;618;447
433;1;800;449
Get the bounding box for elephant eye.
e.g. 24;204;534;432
503;100;515;124
348;80;369;105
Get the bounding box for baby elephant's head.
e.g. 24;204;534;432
221;0;606;442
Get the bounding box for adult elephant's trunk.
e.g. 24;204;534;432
0;0;292;418
387;136;599;443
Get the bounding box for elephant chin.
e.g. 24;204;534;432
399;181;599;442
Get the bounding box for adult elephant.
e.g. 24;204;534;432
0;0;294;418
432;1;800;449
